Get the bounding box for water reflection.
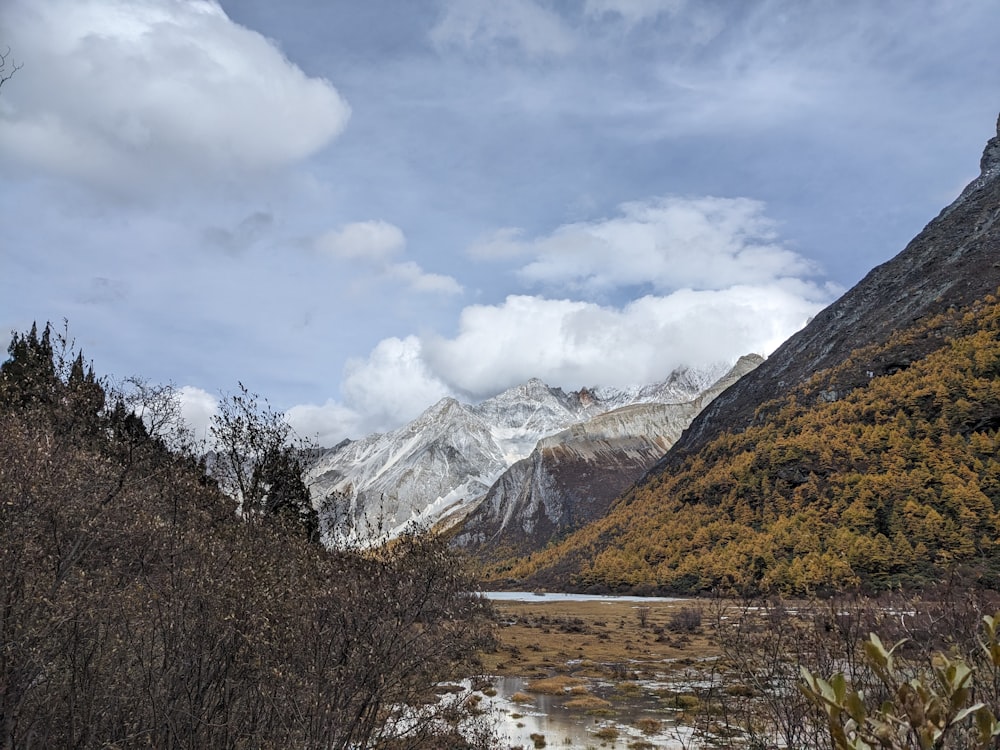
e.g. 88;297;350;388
485;675;694;749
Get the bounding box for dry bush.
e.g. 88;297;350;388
676;587;1000;750
667;605;703;633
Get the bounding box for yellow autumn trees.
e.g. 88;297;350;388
492;292;1000;595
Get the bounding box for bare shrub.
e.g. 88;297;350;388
667;605;703;633
636;605;651;628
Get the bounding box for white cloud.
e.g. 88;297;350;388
285;336;455;446
421;287;826;397
316;220;405;261
341;336;454;429
317;220;462;295
430;0;575;57
434;195;835;395
287;275;831;447
385;262;463;295
494;196;820;294
0;0;350;189
177;385;217;443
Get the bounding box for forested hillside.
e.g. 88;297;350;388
0;324;494;749
662;112;1000;465
494;291;1000;594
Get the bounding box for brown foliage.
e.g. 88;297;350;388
0;325;496;749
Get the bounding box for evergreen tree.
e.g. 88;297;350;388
0;322;57;408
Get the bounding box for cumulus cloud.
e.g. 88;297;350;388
430;0;575;57
422;288;825;397
287;279;827;447
434;194;833;396
0;0;350;189
501;196;820;293
177;385;217;443
316;221;462;295
341;337;454;429
285;336;455;446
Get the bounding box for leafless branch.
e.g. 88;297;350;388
0;47;23;92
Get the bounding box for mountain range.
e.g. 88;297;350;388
307;113;1000;594
452;355;762;558
305;359;760;546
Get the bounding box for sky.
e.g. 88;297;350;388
1;0;999;447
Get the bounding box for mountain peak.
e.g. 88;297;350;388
422;395;461;415
955;111;1000;205
981;111;1000;179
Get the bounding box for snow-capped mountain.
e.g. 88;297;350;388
305;359;756;542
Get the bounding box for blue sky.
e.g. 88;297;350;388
1;0;998;445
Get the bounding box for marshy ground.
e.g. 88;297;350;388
482;598;718;679
477;598;726;748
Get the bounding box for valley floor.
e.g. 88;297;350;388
478;598;723;749
482;598;718;678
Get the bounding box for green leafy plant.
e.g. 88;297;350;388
801;617;1000;749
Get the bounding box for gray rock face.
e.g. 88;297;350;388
656;112;1000;475
453;355;762;557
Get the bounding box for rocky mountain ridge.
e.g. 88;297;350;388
452;354;762;557
305;360;754;543
658;112;1000;474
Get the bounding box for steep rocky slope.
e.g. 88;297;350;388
659;113;1000;473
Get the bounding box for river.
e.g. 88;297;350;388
482;591;688;604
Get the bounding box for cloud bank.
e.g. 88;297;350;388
503;197;818;293
286;195;838;446
0;0;350;190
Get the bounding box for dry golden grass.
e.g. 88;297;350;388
482;598;718;679
526;674;585;694
634;716;662;734
564;694;612;709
